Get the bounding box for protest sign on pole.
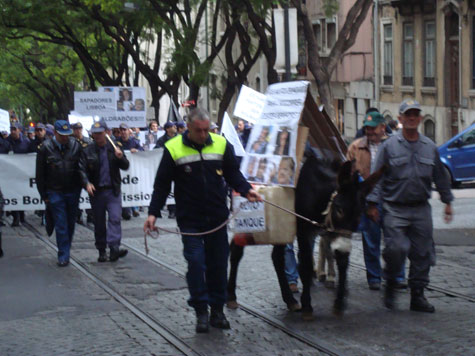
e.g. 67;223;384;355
0;108;11;133
75;87;147;128
233;85;266;124
99;87;147;128
0;150;163;211
240;81;309;187
221;112;246;157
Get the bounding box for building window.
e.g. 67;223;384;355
403;22;414;86
312;17;337;56
383;23;393;85
424;118;435;142
424;21;436;87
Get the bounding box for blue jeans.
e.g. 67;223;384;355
47;190;81;262
181;226;229;311
360;207;405;284
285;243;299;284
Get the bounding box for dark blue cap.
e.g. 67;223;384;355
90;120;108;133
71;122;83;129
164;121;176;129
176;122;186;129
28;127;35;133
54;120;73;135
36;123;46;129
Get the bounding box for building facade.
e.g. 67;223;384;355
377;0;475;144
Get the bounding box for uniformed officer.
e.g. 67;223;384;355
144;108;261;333
36;120;84;266
154;121;177;148
72;122;92;147
28;123;48;153
367;99;454;313
347;112;406;291
80;121;130;262
0;134;11;153
176;121;187;134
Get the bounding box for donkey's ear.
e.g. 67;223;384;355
338;160;353;188
360;165;386;196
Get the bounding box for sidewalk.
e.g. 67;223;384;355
0;224;179;356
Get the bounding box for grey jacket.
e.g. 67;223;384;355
367;132;453;205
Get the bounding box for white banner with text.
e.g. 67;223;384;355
0;150;163;211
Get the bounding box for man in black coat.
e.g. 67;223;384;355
80;121;130;262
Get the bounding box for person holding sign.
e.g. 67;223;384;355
144;108;261;333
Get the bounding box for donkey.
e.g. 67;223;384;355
227;149;382;318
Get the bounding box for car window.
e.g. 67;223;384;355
461;128;475;146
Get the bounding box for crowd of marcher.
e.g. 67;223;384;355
0;98;453;334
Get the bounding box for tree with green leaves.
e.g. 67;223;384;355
291;0;374;120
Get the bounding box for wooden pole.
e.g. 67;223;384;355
105;133;118;150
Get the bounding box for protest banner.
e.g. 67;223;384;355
74;87;147;128
221;112;246;157
0;108;10;133
99;87;147;128
232;85;266;124
0;150;163;211
238;81;347;188
240;81;309;187
230;196;266;233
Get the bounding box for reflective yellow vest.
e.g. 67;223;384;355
165;133;227;166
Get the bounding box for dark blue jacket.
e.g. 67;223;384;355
8;133;32;153
149;132;251;229
118;137;144;151
0;137;10;153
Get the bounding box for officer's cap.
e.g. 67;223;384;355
54;120;73;135
399;99;421;115
72;122;83;129
119;123;129;129
176;122;186;129
36;123;46;130
28;127;35;133
10;122;23;130
363;112;386;128
90;120;108;133
164;121;176;129
210;122;218;130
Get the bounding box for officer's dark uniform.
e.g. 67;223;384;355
367;100;453;313
80;121;130;262
118;135;143;151
0;136;10;153
36;121;84;266
0;187;4;257
149;131;252;330
72;122;93;223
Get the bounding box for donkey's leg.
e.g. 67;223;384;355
331;237;352;314
323;236;336;288
297;229;316;320
271;245;300;311
227;239;244;309
316;237;327;282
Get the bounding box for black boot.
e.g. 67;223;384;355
0;232;3;258
210;307;231;329
98;249;107;263
384;280;397;310
195;309;209;333
410;288;435;313
109;246;128;262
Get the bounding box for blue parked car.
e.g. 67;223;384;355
438;122;475;187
